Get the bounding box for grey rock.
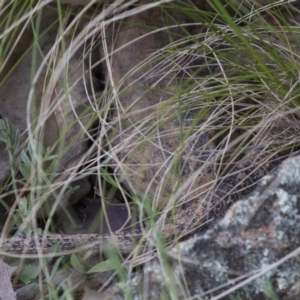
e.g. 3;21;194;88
104;154;300;299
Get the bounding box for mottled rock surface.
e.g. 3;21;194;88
103;154;300;299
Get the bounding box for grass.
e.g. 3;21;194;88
0;0;300;299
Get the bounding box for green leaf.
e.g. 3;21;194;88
19;163;31;179
18;197;28;216
12;129;20;151
19;263;40;284
49;256;64;273
44;154;58;161
263;278;279;300
87;259;116;273
21;150;31;167
70;253;85;274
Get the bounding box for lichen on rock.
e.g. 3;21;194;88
104;154;300;299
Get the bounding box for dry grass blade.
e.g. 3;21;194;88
1;0;300;299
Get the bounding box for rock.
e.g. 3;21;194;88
107;153;300;299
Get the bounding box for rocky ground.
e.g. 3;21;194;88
1;1;300;299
